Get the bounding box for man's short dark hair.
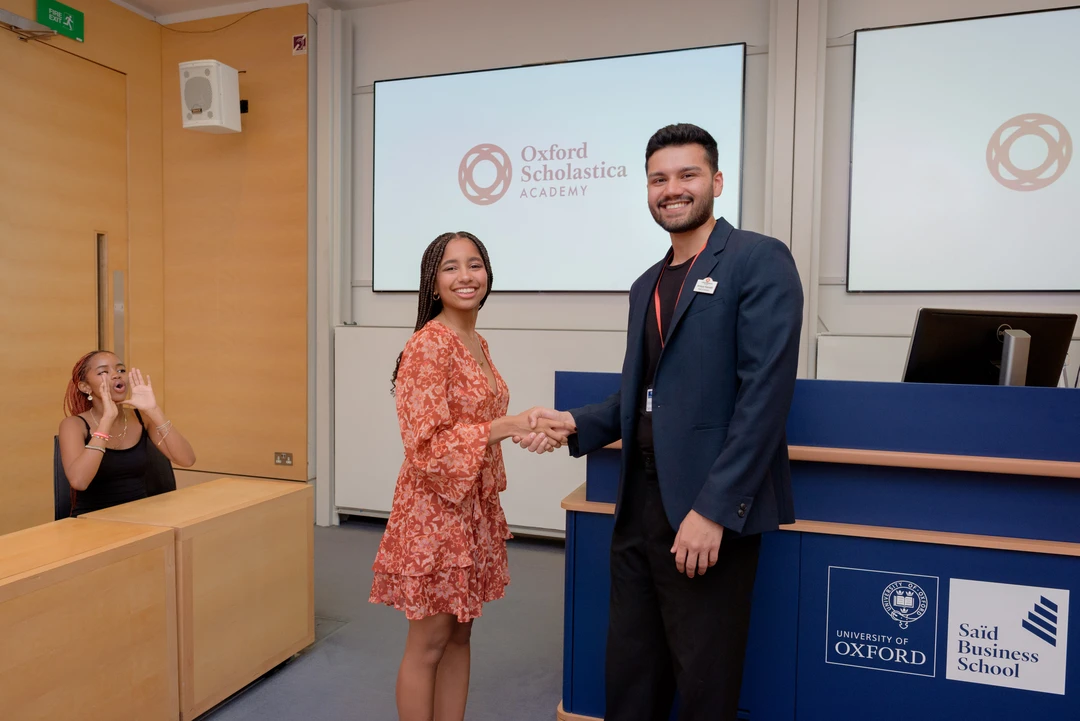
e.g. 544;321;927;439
645;123;719;174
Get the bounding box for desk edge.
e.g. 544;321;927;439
0;521;174;593
84;480;314;534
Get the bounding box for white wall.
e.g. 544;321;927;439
334;0;779;530
335;326;626;532
814;0;1080;381
348;0;773;332
320;0;1080;529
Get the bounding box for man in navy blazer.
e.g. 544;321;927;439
523;124;803;721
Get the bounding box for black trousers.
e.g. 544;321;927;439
605;451;762;721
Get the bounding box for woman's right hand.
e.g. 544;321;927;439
510;411;570;452
504;411;538;440
534;418;570;447
511;407;577;453
98;374;119;422
492;411;567;451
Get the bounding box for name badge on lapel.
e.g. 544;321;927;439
693;277;718;295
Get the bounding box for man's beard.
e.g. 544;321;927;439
650;194;714;233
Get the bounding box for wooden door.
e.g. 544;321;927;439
0;29;127;534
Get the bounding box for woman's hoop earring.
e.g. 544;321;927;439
433;292;440;300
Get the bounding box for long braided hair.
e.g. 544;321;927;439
391;231;493;394
64;350;110;416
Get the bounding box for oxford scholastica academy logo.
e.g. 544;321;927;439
458;144;513;206
459;140;628;205
987;113;1071;191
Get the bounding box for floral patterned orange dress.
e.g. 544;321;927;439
369;320;513;622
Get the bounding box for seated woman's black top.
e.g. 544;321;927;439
71;410;149;515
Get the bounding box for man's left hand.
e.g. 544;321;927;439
671;510;724;578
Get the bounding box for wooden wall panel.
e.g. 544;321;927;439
7;0;166;395
161;6;309;481
0;31;126;534
1;1;163;535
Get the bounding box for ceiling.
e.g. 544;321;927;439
113;0;411;22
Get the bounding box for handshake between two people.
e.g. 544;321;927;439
501;407;578;454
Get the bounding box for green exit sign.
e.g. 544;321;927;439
38;0;84;43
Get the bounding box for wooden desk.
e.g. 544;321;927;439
85;477;314;720
0;518;178;721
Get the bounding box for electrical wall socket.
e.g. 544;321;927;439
274;452;293;466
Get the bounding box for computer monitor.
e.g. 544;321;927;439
902;309;1076;387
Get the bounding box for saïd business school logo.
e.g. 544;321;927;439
946;579;1070;695
1023;595;1061;646
458;141;629;205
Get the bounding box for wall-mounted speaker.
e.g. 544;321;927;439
179;59;241;134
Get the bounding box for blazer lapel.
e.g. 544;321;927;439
665;218;733;344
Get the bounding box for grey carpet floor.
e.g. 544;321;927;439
199;517;567;721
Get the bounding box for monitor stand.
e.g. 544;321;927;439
998;329;1031;386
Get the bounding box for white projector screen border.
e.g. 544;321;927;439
371;42;747;293
846;6;1080;294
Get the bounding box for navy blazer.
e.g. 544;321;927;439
568;218;804;536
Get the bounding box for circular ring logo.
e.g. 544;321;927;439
459;144;513;205
882;581;928;630
987;113;1071;191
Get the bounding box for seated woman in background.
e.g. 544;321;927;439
58;350;196;515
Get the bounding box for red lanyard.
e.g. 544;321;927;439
654;241;708;348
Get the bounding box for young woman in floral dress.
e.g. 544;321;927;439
370;231;569;721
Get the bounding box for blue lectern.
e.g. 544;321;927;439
557;374;1080;721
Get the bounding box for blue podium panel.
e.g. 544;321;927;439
792;462;1080;544
563;512;802;721
797;534;1079;720
787;380;1080;461
739;531;801;721
555;370;623;504
585;450;621;504
554;373;1080;463
556;373;1080;721
554;371;621;412
564;511;615;718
